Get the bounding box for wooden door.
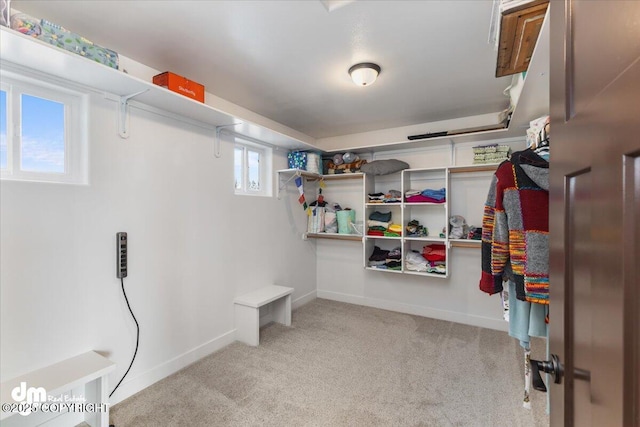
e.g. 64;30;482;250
549;0;640;425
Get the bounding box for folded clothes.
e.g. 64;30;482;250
367;230;385;237
388;189;402;199
405;189;421;197
369;211;392;222
367;220;390;229
368;192;385;200
406;219;428;236
386;261;402;269
383;231;401;237
423;244;446;262
405;194;445;203
406;251;428;272
421;188;446;201
388;223;403;233
387;247;402;258
369;246;390;261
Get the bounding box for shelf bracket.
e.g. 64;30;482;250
118;89;149;139
277;169;303;199
214;123;242;158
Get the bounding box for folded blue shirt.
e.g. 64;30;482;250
420;188;446;201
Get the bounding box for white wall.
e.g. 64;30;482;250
316;138;526;331
0;90;316;404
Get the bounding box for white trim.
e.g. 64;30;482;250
292;289;317;311
0;73;89;185
316;290;508;332
108;329;236;405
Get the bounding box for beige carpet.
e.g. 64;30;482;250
110;299;549;426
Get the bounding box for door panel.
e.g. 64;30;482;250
571;0;640;116
550;1;640;425
567;171;592;427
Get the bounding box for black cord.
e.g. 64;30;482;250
109;277;140;398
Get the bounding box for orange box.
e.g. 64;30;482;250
152;72;205;103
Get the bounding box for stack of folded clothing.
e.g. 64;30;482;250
368;246;402;270
472;144;510;164
367;190;402;203
422;244;447;274
405;251;429;272
366;211;402;237
406;219;428;237
405;188;446;203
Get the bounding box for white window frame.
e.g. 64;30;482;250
234;138;272;197
0;73;88;185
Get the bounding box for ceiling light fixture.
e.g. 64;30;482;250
348;63;381;87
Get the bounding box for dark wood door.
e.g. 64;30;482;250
549;0;640;425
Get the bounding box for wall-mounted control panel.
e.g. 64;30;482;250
117;232;128;278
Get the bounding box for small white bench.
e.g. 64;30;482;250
0;351;115;427
234;285;294;346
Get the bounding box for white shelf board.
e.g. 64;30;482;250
277;169;322;180
0;27;318;151
364;236;402;240
403;202;446;207
365;203;402;207
322;172;364;180
306;232;362;241
403;270;448;279
405;237;446;242
365;267;403;274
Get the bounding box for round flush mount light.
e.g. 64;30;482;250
348;62;381;86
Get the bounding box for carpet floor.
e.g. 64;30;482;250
110;298;549;426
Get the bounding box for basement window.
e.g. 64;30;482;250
234;139;272;196
0;75;88;184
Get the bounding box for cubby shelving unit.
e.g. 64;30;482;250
360;163;500;278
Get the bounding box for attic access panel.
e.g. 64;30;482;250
496;0;549;77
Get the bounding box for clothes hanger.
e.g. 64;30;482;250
534;123;550;160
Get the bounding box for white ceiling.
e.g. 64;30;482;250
12;0;512;139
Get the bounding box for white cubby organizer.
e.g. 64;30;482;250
279;163;499;278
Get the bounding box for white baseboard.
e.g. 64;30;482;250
109;329;236;405
316;290;508;332
292;289;317;310
110;290;318;405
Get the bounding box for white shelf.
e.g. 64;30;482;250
365;267;403;274
322;173;364;180
448;164;500;174
0;27;318;151
449;239;482;248
404;270;448;278
403;202;446;207
306;232;362;242
365;203;402;207
405;236;446;242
